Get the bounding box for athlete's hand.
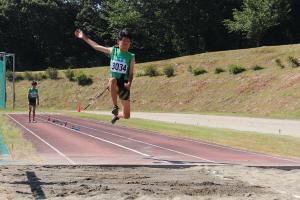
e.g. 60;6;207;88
124;82;131;90
74;29;86;40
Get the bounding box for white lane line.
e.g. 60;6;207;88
7;114;76;165
76;116;300;164
36;117;150;157
45;116;216;163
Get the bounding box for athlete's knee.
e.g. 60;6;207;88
109;78;117;86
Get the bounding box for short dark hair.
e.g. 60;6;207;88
118;29;132;41
32;81;37;85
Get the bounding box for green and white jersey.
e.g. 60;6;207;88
28;88;38;99
110;47;135;80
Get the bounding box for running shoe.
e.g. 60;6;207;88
111;116;119;124
112;105;119;116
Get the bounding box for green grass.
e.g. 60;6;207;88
0;108;26;113
0;114;40;162
67;112;300;159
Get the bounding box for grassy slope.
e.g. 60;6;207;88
6;44;300;118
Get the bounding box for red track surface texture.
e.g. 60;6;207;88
7;114;300;166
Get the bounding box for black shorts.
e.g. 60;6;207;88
117;79;130;101
28;98;37;106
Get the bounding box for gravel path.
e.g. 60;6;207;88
85;111;300;138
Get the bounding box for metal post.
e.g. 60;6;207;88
3;55;6;109
0;53;4;109
0;53;15;109
12;54;15;110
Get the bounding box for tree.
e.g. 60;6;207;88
224;0;291;46
75;0;109;66
0;0;81;70
103;0;142;41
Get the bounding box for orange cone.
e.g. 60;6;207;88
76;103;81;112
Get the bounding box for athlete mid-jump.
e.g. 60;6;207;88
75;29;135;124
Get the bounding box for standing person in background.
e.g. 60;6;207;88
28;81;39;123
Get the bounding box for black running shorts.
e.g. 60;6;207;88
117;79;130;101
28;98;37;106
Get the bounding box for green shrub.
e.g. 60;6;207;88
214;68;225;74
193;68;207;76
287;56;300;68
6;71;25;82
251;65;264;71
64;68;75;81
229;64;246;75
163;66;175;77
275;58;285;68
15;73;24;81
75;71;93;86
188;65;193;73
46;67;58;79
24;71;34;81
144;65;159;77
135;71;144;77
33;72;47;81
6;70;13;81
41;72;47;79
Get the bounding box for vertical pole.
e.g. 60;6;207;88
12;54;16;110
3;55;6;109
0;54;3;108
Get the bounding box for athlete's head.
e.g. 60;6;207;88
32;81;37;88
117;29;132;52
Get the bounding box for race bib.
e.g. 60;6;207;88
29;92;38;98
111;60;128;74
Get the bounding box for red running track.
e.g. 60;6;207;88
7;114;300;166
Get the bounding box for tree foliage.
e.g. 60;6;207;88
224;0;291;46
0;0;299;70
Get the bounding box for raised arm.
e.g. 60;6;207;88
74;29;112;55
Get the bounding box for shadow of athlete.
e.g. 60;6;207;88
26;171;46;200
75;29;135;124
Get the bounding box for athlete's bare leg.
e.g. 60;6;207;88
28;105;32;122
118;100;130;119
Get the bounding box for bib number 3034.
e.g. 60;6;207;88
111;60;127;74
